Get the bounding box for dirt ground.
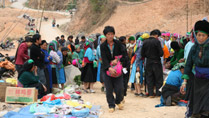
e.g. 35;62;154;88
81;82;186;118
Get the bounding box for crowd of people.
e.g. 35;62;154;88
14;18;209;118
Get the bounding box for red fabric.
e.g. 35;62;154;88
15;43;30;65
84;44;90;51
83;57;93;63
40;94;71;101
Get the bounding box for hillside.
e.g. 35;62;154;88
91;0;209;36
27;0;75;11
22;0;209;36
62;0;208;36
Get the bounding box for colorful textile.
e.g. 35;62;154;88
129;61;137;83
84;47;95;62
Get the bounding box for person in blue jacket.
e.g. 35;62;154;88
40;40;53;93
162;62;185;106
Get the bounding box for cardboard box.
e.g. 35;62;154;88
5;87;38;104
0;83;14;102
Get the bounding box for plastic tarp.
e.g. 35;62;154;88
3;105;100;118
64;65;81;85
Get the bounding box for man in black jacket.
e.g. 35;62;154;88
141;30;164;98
101;26;126;113
30;34;46;85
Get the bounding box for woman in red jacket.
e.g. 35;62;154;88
15;37;33;74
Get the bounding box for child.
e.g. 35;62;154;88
57;47;66;89
96;35;106;92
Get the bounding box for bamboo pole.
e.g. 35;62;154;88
39;0;46;33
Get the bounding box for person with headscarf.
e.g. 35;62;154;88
96;35;106;92
180;20;209;117
57;46;66;89
126;36;136;60
40;40;52;93
72;45;84;61
130;33;150;97
66;35;75;53
156;63;185;107
183;30;195;118
81;40;96;93
18;59;47;99
48;40;61;88
164;32;171;51
62;47;72;67
71;45;84;69
162;63;185;106
165;41;184;69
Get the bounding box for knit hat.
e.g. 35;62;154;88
128;36;135;41
23;59;34;71
100;35;106;39
173;33;179;38
166;33;170;37
75;45;80;49
194;20;209;35
172;62;185;71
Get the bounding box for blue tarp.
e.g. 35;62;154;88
3;105;100;118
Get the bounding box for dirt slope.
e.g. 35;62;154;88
91;0;209;36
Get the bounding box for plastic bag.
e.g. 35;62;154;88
71;108;90;117
106;55;123;78
43;99;62;106
66;101;80;107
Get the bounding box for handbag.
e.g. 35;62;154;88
106;55;123;77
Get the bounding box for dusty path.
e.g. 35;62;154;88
11;0;70;15
40;19;69;42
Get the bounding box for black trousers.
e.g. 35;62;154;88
104;72;124;108
44;68;51;94
145;63;163;96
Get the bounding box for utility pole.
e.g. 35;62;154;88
2;0;5;8
190;0;193;30
204;0;207;16
39;0;45;33
186;0;189;32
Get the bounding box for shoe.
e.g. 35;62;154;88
109;108;115;113
90;89;95;93
101;87;104;92
121;99;125;104
104;88;106;92
83;89;89;93
149;96;155;98
117;103;124;110
134;93;139;96
138;93;145;97
165;96;172;106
